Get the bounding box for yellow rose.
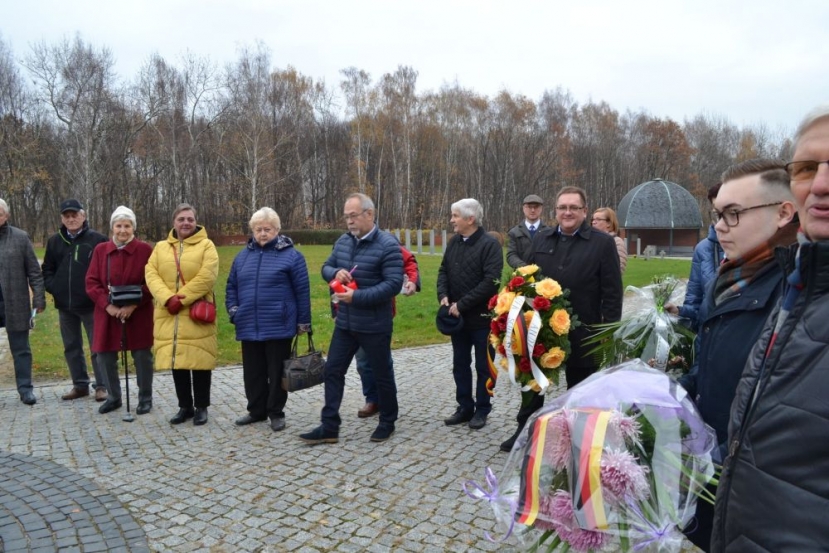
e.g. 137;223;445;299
489;333;501;347
524;311;534;325
498;356;508;370
540;347;565;369
494;291;516;315
527;379;542;393
517;264;540;277
535;278;563;299
550;309;571;335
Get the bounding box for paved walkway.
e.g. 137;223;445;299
0;344;700;552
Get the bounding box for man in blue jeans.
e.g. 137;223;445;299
437;198;503;430
0;198;46;405
300;193;403;444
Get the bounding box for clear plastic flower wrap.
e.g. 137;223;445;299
585;276;695;373
465;360;716;552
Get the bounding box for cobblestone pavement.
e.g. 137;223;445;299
0;344;700;552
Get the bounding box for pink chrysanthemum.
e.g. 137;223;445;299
536;491;609;552
600;449;651;502
609;410;642;446
542;410;572;470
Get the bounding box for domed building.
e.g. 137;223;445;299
616;178;703;257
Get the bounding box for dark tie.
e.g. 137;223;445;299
529;224;536;237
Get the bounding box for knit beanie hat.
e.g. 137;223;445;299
110;206;137;230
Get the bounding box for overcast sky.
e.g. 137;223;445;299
3;0;827;133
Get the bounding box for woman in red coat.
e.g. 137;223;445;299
85;206;154;415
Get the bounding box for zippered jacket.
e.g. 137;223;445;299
42;221;107;311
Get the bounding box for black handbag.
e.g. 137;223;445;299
282;333;326;392
107;257;143;307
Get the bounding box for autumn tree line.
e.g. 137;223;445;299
0;35;791;244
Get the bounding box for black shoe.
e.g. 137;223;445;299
193;407;208;426
500;427;523;452
235;413;267;426
370;426;395;443
468;412;488;430
136;401;152;415
170;408;194;425
98;399;122;414
444;408;474;426
270;417;286;432
20;391;37;405
299;425;339;445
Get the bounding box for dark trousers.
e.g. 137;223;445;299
515;365;597;430
172;369;212;409
99;349;153;402
450;326;491;416
59;309;105;390
7;329;33;394
355;346;395;404
683;483;715;552
241;338;292;419
321;327;397;433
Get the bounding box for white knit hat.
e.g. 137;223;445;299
110;206;137;230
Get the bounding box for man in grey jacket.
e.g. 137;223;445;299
0;199;46;405
712;106;829;551
506;194;547;269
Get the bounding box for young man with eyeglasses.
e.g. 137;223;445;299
499;186;622;452
712;108;829;552
506;194;547;269
675;159;797;551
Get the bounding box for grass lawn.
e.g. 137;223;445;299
26;246;690;380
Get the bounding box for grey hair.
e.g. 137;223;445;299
0;198;8;215
346;193;375;211
249;207;281;231
792;105;829;155
451;198;483;224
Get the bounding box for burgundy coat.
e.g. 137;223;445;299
86;239;154;353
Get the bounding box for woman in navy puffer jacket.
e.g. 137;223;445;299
226;207;311;432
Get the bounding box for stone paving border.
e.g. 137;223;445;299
0;451;149;552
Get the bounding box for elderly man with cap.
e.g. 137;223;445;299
42;199;108;401
507;194;547;269
0;198;46;405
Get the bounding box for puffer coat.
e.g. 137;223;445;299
226;234;311;341
145;226;219;370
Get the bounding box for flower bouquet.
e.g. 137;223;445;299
465;360;716;552
584;275;695;373
487;265;579;403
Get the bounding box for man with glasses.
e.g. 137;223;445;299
500;186;622;452
300;193;403;445
675;160;797;551
712;108;829;552
42;199;108;402
0;198;46;405
506;194;547;269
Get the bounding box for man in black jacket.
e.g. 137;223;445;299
500;186;622;451
506;194;547;269
42;199;108;401
437;198;503;430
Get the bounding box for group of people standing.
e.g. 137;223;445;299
1;201;220;426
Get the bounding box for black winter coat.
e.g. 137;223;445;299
529;221;622;368
437;227;503;329
712;242;829;552
42;221;107;312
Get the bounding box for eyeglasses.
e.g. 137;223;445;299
711;202;782;228
343;209;368;222
555;205;584;213
591;217;609;223
785;160;829;181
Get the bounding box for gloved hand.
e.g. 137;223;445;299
166;295;185;315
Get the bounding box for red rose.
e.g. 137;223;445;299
487;294;498;310
533;343;547;357
533;296;552;311
508;276;525;290
497;344;506;356
496;314;508;332
519;357;532;373
490;319;501;334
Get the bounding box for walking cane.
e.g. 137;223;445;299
121;319;135;423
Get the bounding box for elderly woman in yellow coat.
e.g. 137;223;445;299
145;203;219;426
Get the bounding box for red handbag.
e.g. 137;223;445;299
171;244;217;324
